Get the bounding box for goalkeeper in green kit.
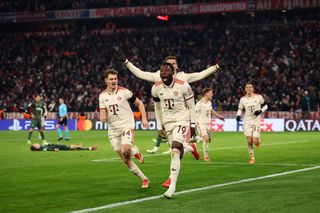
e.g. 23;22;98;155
27;95;47;144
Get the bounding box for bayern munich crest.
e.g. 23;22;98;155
117;96;122;101
174;91;179;96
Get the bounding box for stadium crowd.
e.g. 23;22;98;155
0;13;319;113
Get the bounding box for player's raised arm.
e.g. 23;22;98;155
184;58;228;83
114;50;158;82
133;98;149;129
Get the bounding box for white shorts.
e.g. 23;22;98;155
244;125;260;138
108;129;134;152
164;121;189;145
197;123;210;138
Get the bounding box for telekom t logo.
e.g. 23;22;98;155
109;104;119;115
164;99;175;109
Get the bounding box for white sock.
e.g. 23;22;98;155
184;144;194;153
129;162;147;180
131;146;138;155
203;142;209;157
195;136;202;142
170;151;181;187
248;144;255;159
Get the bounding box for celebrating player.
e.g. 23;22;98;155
56;97;70;141
27;95;47;144
115;52;226;154
152;62;197;198
236;82;268;164
195;88;224;161
99;69;150;189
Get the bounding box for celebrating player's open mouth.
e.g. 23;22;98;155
160;63;174;85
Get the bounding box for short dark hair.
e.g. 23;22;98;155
164;55;177;62
246;81;254;86
202;88;213;96
30;145;39;151
160;62;174;72
104;69;118;79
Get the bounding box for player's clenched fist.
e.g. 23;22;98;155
114;50;127;62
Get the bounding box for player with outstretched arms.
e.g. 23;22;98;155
195;88;224;161
99;69;150;188
115;52;227;154
152;62;198;198
236;82;268;165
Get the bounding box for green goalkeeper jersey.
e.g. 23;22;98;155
29;101;46;119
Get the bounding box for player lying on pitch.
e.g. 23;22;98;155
30;143;97;151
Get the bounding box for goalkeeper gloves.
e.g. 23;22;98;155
114;50;127;63
236;116;241;122
254;110;262;116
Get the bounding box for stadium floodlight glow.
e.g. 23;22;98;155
157;15;169;21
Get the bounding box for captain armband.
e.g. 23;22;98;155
128;95;137;104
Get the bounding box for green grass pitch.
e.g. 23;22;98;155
0;130;319;213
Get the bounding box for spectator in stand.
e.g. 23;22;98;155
301;91;311;118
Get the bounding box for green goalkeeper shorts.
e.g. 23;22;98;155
31;118;43;129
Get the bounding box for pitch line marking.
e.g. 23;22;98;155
71;166;320;213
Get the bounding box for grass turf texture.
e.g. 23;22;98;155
0;131;319;213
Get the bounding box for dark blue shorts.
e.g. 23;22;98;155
58;117;68;126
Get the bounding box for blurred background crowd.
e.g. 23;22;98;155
0;2;319;114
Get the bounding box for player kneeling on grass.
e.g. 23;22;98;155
30;143;97;151
99;69;150;189
152;62;198;198
236;82;268;165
